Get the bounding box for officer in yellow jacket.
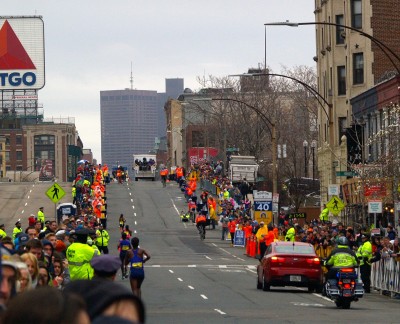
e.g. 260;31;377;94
285;225;296;242
95;224;110;254
12;220;22;240
37;207;45;228
67;228;99;280
357;234;373;293
319;204;329;224
0;224;7;239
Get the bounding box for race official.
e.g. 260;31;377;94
66;228;99;280
255;222;268;260
95;224;109;254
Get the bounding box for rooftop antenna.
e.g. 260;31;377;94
130;62;133;90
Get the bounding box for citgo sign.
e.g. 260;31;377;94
0;17;45;90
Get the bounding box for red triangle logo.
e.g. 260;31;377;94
0;20;36;70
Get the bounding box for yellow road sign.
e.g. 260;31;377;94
46;183;65;203
326;195;345;216
254;211;273;225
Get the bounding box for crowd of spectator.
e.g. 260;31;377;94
0;163;145;323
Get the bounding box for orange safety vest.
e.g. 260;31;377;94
160;169;168;176
196;215;206;223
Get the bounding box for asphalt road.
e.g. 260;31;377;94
0;181;72;230
105;179;400;324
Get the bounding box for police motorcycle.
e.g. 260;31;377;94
323;238;364;309
324;267;364;309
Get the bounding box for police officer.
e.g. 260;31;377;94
12;220;22;240
319;204;329;224
37;207;45;227
0;224;7;239
66;228;99;280
357;234;373;293
285;224;296;242
95;224;109;254
323;237;358;295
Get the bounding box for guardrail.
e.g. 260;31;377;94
371;257;400;295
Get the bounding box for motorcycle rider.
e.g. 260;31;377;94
323;236;358;295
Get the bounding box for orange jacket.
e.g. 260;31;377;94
228;220;237;233
160;169;169;176
265;231;275;246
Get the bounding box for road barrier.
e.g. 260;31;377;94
246;235;258;258
371;257;400;295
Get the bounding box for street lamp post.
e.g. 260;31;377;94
311;140;317;180
264;21;400;74
303;140;308;177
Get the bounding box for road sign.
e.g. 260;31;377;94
336;171;357;177
368;200;382;213
328;184;339;196
254;201;272;211
254;211;273;225
253;191;272;200
46;183;65;203
326;195;345;216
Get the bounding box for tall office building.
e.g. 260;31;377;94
100;89;159;168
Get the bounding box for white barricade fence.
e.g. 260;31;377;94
371;257;400;295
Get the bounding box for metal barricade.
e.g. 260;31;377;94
371;257;400;294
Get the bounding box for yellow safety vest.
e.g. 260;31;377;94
67;242;98;280
12;227;22;240
0;229;7;239
37;210;45;223
96;229;109;246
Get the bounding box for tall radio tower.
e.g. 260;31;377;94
130;62;134;90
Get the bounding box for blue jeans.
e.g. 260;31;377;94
221;227;229;240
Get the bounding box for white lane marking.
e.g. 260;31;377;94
129;192;131;196
219;265;227;269
177;278;183;282
188;265;196;268
211;243;217;247
237;258;245;262
132;206;135;209
24;203;27;206
134;213;137;217
134;221;137;225
313;293;334;303
134;230;137;233
214;309;226;315
30;190;32;193
291;302;324;307
148;264;258;269
169;270;174;274
27;196;30;199
188;285;194;290
131;199;133;202
205;256;212;260
200;294;208;300
152;265;161;267
170;198;180;215
21;210;24;214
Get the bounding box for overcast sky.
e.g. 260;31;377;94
3;1;316;162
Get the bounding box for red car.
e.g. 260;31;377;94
257;241;323;292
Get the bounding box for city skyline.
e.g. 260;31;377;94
2;1;316;162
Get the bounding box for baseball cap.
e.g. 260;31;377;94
17;233;30;246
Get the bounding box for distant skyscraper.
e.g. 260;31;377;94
156;78;184;138
166;78;184;99
100;89;159;168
